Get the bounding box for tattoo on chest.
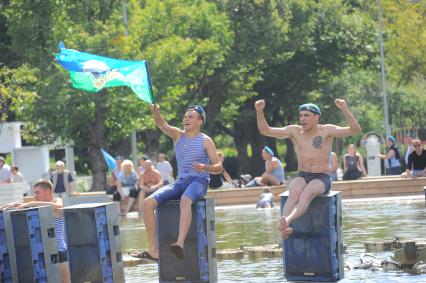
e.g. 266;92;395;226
312;136;323;149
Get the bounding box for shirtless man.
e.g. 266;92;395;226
138;159;163;212
255;99;361;239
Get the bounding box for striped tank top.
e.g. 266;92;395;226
54;217;67;252
175;133;210;180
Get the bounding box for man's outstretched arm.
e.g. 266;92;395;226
151;104;181;141
329;99;361;137
255;100;294;139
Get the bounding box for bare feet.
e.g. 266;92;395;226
278;217;293;239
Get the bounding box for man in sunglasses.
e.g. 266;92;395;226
255;99;361;239
140;104;223;261
402;139;426;178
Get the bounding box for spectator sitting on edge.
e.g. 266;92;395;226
403;134;414;170
209;151;234;190
401;139;426;178
343;144;367;180
246;146;285;187
10;165;31;196
117;159;139;215
137;160;163;213
10;165;25;183
0;156;12;183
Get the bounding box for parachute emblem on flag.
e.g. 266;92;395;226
55;42;154;104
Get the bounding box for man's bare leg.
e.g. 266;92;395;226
174;196;193;248
124;197;136;214
281;180;325;239
279;177;305;237
261;173;281;186
283;177;306;217
143;198;159;259
59;262;70;283
138;192;145;212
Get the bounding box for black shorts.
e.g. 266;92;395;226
129;187;141;199
298;171;331;194
343;170;362;180
58;250;68;263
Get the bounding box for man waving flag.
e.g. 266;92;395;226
55;42;154;103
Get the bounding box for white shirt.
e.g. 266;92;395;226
0;165;12;182
405;145;414;165
156;161;173;182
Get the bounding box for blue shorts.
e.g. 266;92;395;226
148;176;208;206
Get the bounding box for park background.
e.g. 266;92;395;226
0;0;425;190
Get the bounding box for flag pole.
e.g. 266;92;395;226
144;61;155;104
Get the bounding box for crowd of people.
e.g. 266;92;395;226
0;98;425;269
0;156;31;195
106;153;174;215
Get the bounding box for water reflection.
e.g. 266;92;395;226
120;196;426;282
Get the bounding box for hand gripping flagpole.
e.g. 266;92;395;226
144;61;156;105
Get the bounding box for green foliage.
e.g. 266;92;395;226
0;65;38;124
0;0;423;179
128;0;233;122
382;0;426;85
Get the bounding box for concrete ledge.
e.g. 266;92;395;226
0;183;25;205
207;185;284;206
207;177;426;206
23;191;112;207
334;177;426;199
31;176;424;210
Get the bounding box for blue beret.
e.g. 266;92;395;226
299;103;321;116
187;105;206;125
387;136;396;144
263;146;274;156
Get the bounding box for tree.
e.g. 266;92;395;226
382;0;425;85
209;0;379;175
3;0;231;190
0;65;38;124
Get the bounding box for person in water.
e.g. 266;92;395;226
256;187;274;208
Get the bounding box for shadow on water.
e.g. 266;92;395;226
120;197;426;282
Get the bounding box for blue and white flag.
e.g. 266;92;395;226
55;42;154;103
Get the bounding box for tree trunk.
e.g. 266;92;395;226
89;90;107;191
248;132;268;177
284;139;298;172
234;138;249;176
139;128;161;160
233;118;252;176
233;113;268;177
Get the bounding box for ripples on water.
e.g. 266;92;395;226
120;196;426;282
